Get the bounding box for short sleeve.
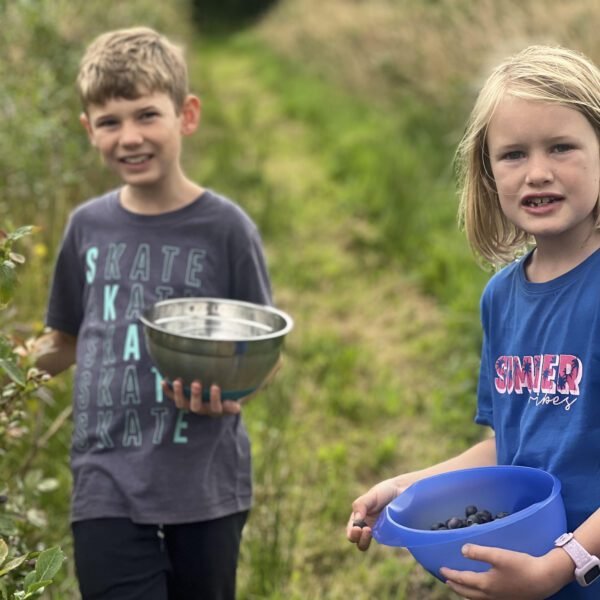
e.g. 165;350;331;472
45;215;85;336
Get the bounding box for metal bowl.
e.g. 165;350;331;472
140;298;294;400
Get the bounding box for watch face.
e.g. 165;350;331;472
584;565;600;585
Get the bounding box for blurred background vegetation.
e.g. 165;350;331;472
1;0;599;597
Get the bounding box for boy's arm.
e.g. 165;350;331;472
32;329;77;377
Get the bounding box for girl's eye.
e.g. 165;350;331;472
502;150;525;161
552;143;573;153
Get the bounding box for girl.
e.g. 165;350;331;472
347;45;600;600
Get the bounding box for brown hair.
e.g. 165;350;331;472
77;27;189;113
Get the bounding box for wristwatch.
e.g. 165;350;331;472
554;533;600;587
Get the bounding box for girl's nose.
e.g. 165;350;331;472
525;155;554;185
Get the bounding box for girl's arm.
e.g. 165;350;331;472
390;434;497;487
348;435;497;551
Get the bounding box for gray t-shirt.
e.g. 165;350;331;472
46;188;272;524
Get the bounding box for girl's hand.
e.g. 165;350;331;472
440;544;573;599
347;479;406;551
162;379;241;416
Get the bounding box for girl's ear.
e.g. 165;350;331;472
79;112;97;146
180;95;201;136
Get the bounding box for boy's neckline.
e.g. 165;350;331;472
119;182;205;216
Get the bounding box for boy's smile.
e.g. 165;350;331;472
486;96;600;253
81;91;200;207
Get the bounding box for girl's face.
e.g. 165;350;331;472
486;96;600;248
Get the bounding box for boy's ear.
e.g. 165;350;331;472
79;112;97;146
180;95;201;136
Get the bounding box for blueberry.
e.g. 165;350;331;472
447;517;465;529
352;519;368;528
431;505;511;531
475;510;492;523
466;515;480;526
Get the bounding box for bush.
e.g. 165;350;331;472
0;227;66;598
190;0;280;33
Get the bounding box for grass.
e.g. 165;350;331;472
184;35;484;599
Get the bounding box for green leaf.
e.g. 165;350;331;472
0;580;7;600
34;546;64;581
25;509;47;528
36;478;59;493
0;358;25;387
8;252;25;264
0;553;28;576
23;571;38;588
25;580;52;596
0;515;18;536
0;539;7;565
7;226;34;242
0;263;16;305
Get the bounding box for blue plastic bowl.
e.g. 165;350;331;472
372;466;566;580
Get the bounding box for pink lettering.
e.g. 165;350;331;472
556;355;582;395
540;355;559;394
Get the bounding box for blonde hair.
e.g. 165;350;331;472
456;45;600;267
77;27;189;113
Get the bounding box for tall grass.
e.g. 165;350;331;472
188;36;483;598
259;0;600;109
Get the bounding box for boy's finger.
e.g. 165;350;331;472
172;379;189;410
209;384;222;415
188;381;203;413
222;400;241;415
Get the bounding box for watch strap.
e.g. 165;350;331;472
563;538;594;566
556;533;594;567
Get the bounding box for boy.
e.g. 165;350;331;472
35;27;273;599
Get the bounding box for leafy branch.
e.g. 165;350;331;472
0;226;65;598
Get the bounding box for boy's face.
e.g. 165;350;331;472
81;91;200;190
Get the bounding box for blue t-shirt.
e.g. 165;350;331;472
46;188;272;525
477;249;600;599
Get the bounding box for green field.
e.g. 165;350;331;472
2;1;599;598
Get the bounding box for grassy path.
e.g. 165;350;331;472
186;36;477;599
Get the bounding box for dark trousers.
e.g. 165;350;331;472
72;512;248;600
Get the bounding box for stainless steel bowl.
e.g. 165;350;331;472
140;298;293;400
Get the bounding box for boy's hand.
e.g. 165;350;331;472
162;379;241;416
440;544;573;599
162;357;283;416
